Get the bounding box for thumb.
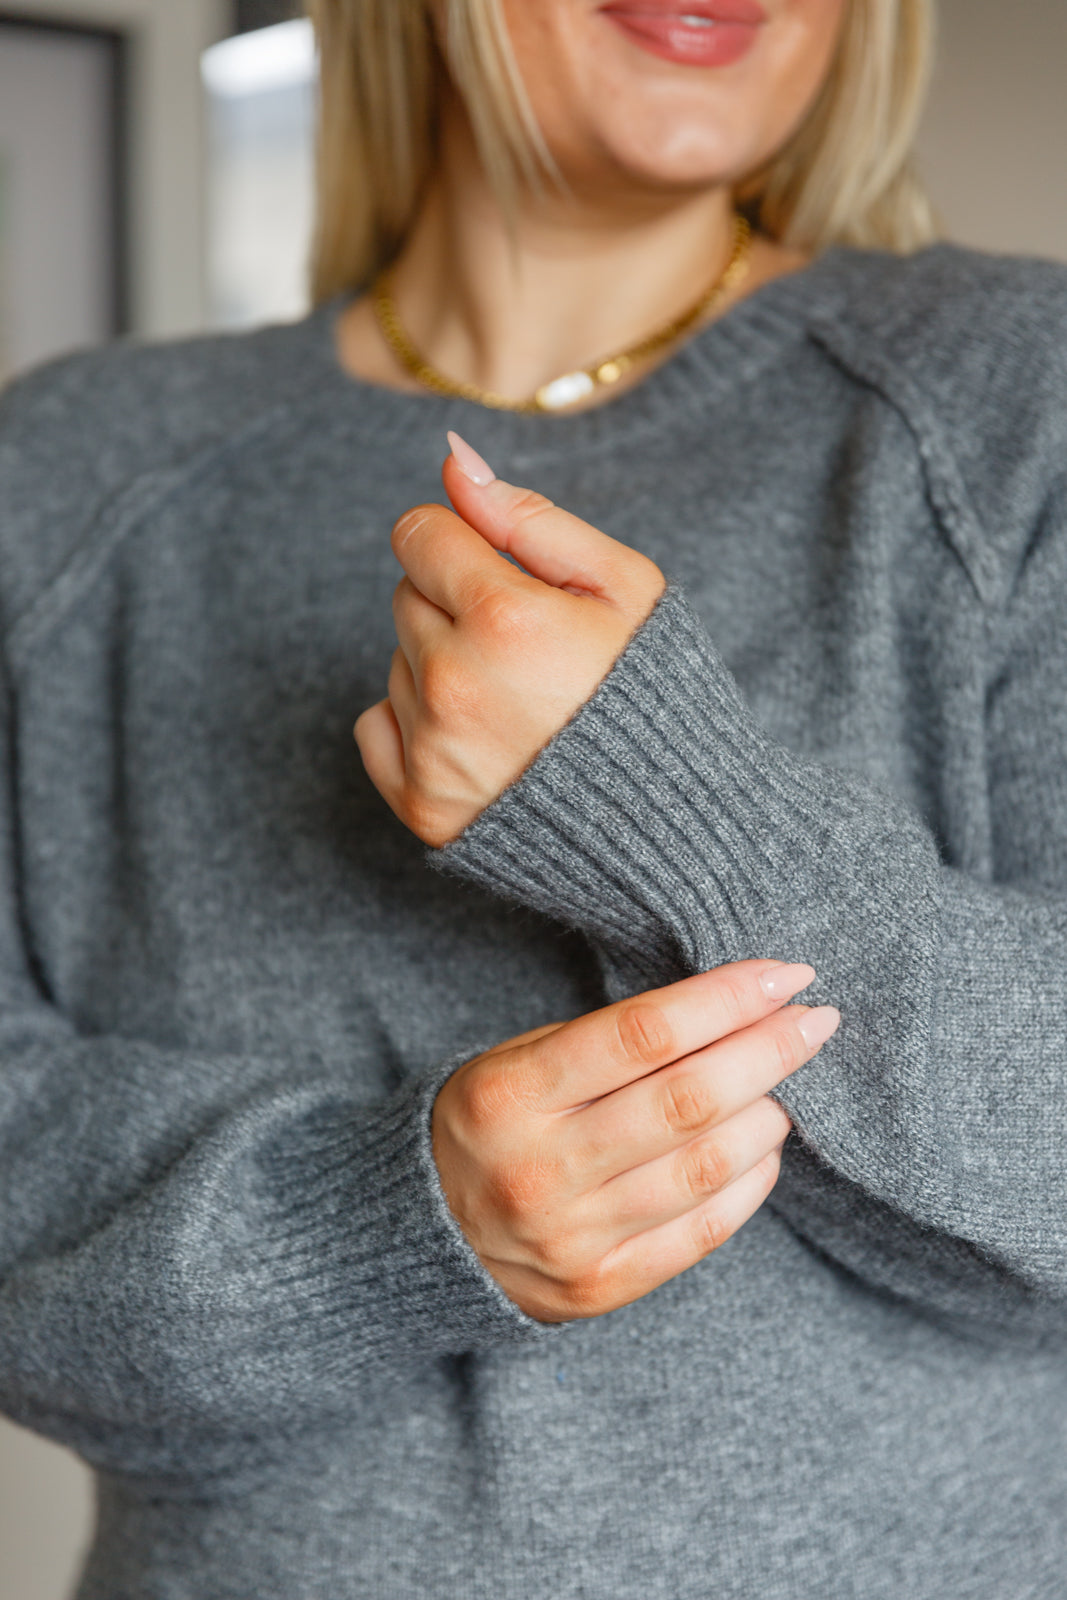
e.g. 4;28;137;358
442;431;663;609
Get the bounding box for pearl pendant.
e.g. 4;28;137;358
535;370;596;411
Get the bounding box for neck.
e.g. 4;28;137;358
380;113;744;403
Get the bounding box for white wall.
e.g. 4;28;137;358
0;1422;95;1600
0;25;127;379
0;2;1065;1598
918;0;1067;263
7;0;229;338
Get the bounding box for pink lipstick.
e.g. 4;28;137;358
599;1;767;68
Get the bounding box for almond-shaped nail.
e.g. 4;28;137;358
447;430;497;487
796;1006;841;1050
760;962;816;1000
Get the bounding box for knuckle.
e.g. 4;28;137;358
681;1135;732;1198
661;1071;716;1137
556;1259;617;1319
532;1225;588;1281
616;1001;673;1068
455;1062;515;1134
713;971;749;1028
772;1021;804;1076
391;506;433;556
487;1160;554;1224
506;487;556;527
467;586;536;648
692;1203;731;1259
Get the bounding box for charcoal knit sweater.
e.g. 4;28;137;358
0;244;1065;1599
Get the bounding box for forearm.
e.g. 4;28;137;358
434;587;1067;1315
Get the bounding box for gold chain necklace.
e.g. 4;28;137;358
371;214;753;415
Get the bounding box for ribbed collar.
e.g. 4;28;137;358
286;243;872;468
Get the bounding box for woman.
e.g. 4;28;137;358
0;0;1064;1594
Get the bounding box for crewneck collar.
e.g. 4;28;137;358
290;244;875;466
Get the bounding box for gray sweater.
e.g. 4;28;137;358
0;244;1064;1600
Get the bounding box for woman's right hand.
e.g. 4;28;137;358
432;961;840;1322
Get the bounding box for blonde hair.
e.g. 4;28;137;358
308;0;937;303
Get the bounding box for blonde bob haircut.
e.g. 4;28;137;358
308;0;937;304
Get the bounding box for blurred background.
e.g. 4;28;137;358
0;0;1065;1592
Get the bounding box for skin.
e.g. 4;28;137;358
339;0;846;404
351;0;848;1320
433;963;840;1322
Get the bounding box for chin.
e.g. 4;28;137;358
511;0;842;204
606;122;764;191
563;95;768;196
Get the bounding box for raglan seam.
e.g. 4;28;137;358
6;387;329;676
805;314;1006;609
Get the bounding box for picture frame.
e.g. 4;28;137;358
0;10;129;383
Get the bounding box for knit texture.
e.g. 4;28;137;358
0;243;1065;1597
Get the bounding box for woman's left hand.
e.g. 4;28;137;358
355;436;666;847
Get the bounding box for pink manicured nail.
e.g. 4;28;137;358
796;1006;841;1050
760;962;816;1000
447;431;497;487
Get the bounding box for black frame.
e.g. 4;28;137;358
0;10;130;336
235;1;302;34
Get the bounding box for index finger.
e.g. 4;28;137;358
442;453;658;610
391;502;528;618
513;960;816;1113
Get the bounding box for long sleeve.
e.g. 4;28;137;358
435;508;1067;1337
0;1028;552;1480
0;648;550;1481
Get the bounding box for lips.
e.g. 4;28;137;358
603;0;768;19
600;1;768;68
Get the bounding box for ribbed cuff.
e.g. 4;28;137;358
256;1052;565;1363
430;584;943;1205
432;585;857;979
0;1052;562;1478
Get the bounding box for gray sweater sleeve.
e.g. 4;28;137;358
0;1027;550;1479
436;505;1067;1333
0;653;550;1479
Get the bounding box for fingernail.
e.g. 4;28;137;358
796;1006;841;1050
447;430;497;487
760;962;816;1000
